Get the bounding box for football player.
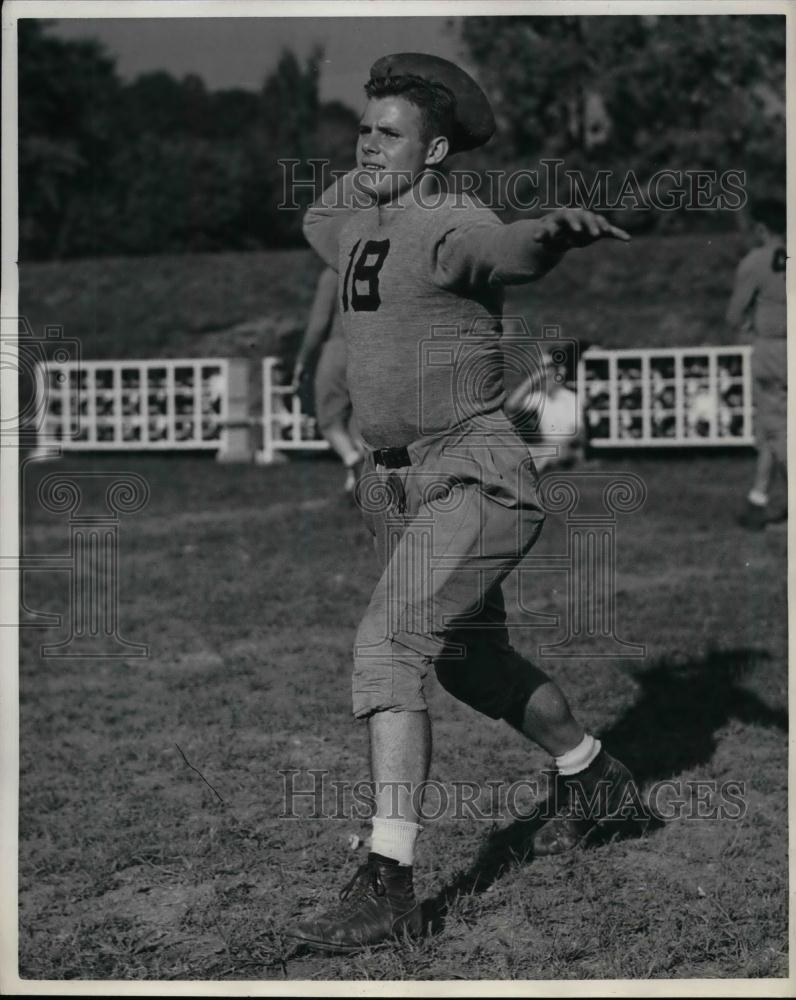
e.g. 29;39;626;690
726;196;787;529
288;52;641;953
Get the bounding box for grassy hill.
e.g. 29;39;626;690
18;248;327;362
19;233;748;362
505;231;746;352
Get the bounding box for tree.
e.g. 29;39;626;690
105;135;247;254
18;19;122;258
207;89;262;140
18;25;359;257
119;71;194;138
460;15;785;225
241;49;358;248
261;47;322;158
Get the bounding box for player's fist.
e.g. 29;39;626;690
533;209;631;250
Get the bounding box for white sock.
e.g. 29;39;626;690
748;489;768;507
554;733;602;776
370;817;422;866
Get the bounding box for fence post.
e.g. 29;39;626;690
217;359;254;462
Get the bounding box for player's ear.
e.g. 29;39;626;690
425;134;449;166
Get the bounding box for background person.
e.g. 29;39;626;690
505;347;586;472
726;197;787;529
293;266;363;492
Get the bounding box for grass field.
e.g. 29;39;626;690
17;447;788;982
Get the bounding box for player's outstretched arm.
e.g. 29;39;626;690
432;207;631;290
496;209;630;283
531;208;631;252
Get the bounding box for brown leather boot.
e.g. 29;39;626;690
532;750;645;856
286;852;422;953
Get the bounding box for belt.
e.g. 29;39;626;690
373;446;411;469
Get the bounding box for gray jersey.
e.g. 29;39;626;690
304;173;555;448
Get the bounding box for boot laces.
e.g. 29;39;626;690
337;859;385;913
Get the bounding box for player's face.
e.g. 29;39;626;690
356;97;434;202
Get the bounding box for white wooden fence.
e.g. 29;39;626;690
259;345;756;460
34;358;249;455
578;346;754;447
256;357;328;464
31;347;756;460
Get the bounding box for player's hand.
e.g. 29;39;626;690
533;209;631;250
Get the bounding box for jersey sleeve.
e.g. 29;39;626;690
303;171;374;272
429;204;563;291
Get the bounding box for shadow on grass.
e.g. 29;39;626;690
423;646;787;935
597;647;786;782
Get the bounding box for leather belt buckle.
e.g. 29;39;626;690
374;446;411;469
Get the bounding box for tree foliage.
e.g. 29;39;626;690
18;16;785;259
460;15;785;225
18;23;358;259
